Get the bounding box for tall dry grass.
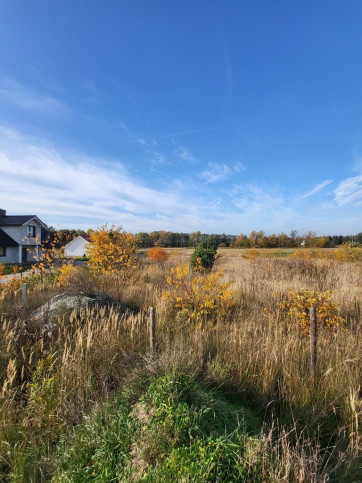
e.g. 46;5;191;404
0;253;360;480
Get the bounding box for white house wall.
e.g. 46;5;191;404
64;238;89;258
0;246;19;264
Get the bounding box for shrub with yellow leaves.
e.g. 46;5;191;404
87;225;139;275
162;263;237;324
333;243;362;263
56;262;77;286
278;289;345;334
0;277;23;302
0;264;23;302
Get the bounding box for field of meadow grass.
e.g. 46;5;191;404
0;246;361;481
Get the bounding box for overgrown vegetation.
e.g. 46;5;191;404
0;244;361;481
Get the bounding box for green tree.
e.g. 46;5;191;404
190;238;218;271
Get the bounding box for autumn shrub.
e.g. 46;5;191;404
190;239;218;271
56;262;76;286
148;246;167;262
87;225;139;275
334;243;362;263
0;277;23;304
162;263;237;324
278;289;345;334
290;248;327;260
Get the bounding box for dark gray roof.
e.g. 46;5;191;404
0;215;46;226
0;228;19;247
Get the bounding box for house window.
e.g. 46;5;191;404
27;226;36;238
0;247;5;257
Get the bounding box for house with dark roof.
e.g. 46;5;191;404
0;209;47;264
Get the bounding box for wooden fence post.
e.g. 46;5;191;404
22;283;28;306
310;305;317;378
149;306;156;353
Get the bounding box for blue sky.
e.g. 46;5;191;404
0;1;361;235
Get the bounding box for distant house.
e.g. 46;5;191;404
0;208;47;264
64;236;90;258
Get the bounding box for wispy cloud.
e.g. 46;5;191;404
199;163;231;183
172;139;197;162
297;180;333;200
233;162;246;173
118;121;146;145
199;162;245;183
149;151;166;167
0;76;68;115
334;175;362;206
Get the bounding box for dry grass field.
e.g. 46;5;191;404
0;248;361;481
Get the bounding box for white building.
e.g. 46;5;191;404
0;209;47;264
64;236;90;258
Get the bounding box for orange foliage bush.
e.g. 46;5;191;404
148;246;167;262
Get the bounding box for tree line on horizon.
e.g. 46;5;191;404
46;227;362;249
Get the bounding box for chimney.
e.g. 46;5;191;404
0;209;6;216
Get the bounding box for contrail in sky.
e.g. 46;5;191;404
154;124;231;140
122;124;231;145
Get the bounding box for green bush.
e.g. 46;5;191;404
190;239;218;270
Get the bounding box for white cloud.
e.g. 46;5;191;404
233;162;246;173
297;180;333;200
0;125;208;230
118;121;146;145
334;176;362;206
172;139;197;162
0;124;359;235
150;151;166;166
0;77;68;115
199;163;231;183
